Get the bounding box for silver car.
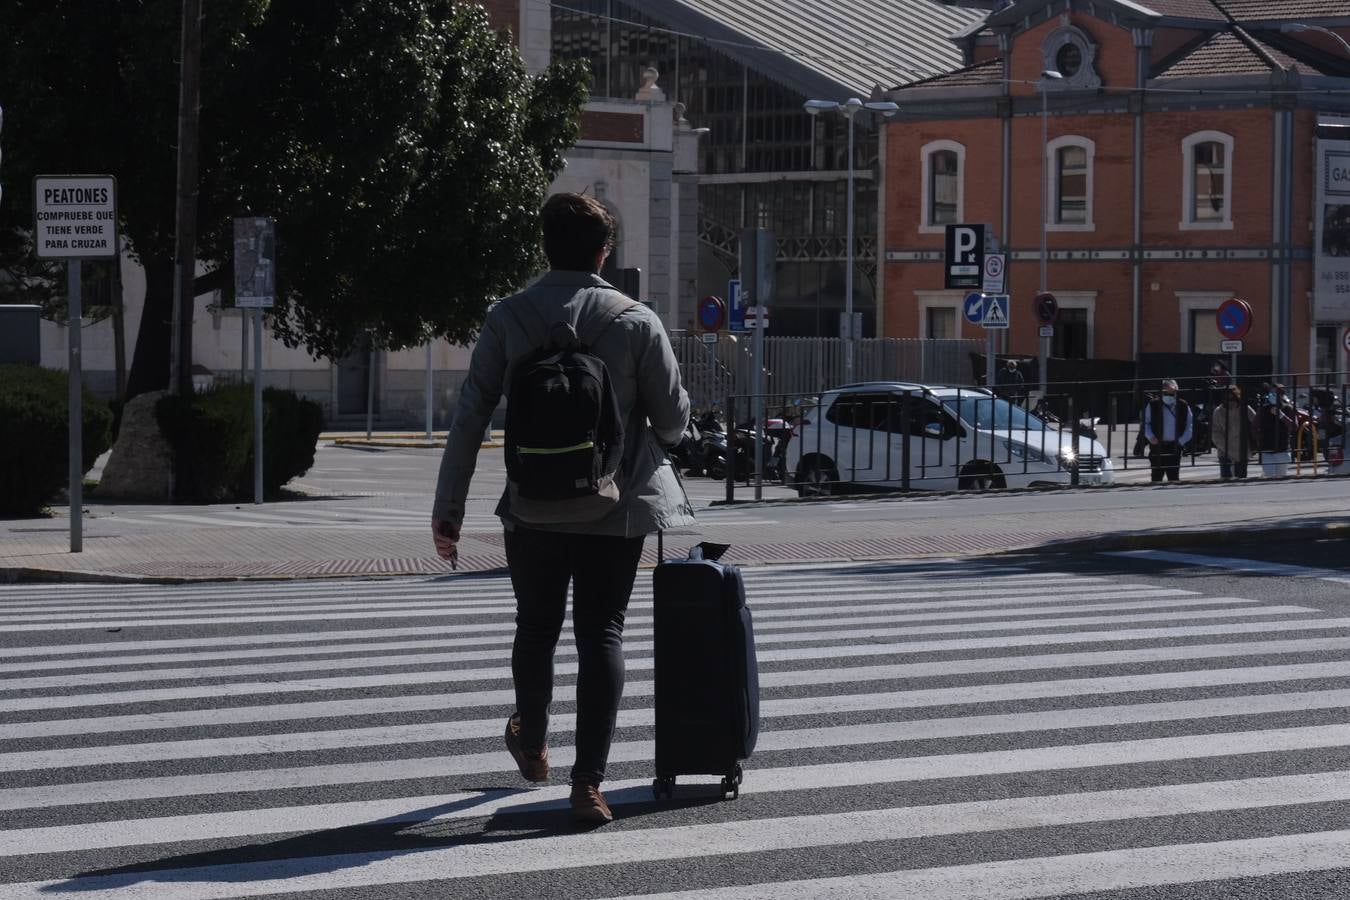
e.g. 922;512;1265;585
787;382;1113;495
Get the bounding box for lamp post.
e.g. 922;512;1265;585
1281;22;1350;57
1038;69;1063;400
804;97;899;384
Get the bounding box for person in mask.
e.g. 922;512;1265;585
1252;382;1294;478
1143;378;1192;482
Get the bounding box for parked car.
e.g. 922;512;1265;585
786;382;1113;496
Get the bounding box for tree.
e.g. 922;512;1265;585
1;1;588;396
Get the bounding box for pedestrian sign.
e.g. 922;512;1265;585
981;294;1010;329
963;292;986;325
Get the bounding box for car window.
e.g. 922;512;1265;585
940;395;1050;432
884;395;963;439
826;393;892;431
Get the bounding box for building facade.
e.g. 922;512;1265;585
881;0;1350;378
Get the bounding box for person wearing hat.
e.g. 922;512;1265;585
1252;382;1294;477
994;358;1026;407
1142;378;1192;482
1209;385;1251;479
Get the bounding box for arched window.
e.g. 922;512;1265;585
920;140;965;232
1181;131;1234;229
1046;136;1095;231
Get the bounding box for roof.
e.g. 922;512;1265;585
1134;0;1227;21
1215;1;1350;21
1155;27;1320;78
655;0;986;96
899;58;1003;90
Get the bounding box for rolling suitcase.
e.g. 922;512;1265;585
651;540;759;800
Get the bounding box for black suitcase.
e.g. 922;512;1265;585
651;541;760;800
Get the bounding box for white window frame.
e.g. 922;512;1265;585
919;140;965;234
1046;135;1095;232
1176;290;1232;353
1047;290;1098;359
915;290;966;339
1180;130;1234;231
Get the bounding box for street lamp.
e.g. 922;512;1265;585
1038;69;1063;400
804;97;899;384
1281;22;1350;57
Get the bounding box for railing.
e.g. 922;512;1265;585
696;371;1349;502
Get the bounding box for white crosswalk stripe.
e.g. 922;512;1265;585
3;559;1350;898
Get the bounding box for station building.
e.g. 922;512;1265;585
879;0;1350;377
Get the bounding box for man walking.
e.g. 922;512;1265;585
1143;378;1192;482
431;193;693;824
994;359;1026;406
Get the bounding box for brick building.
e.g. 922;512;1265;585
879;0;1350;378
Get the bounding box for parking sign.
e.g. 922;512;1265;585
945;224;985;290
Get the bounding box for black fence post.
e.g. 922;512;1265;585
900;390;912;492
725;393;736;504
1108;394;1118;465
1068;393;1080;487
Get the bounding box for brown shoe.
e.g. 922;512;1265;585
570;781;613;825
504;713;549;783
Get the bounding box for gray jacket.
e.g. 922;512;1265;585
433;270;695;538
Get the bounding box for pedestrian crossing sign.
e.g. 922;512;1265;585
981;294;1010;329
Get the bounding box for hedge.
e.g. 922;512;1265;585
156;384;324;503
0;364;113;516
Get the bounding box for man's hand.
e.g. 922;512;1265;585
1149;437;1159;447
432;518;460;569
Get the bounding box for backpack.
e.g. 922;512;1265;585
501;292;634;524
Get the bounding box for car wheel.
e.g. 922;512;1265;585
958;463;1006;491
797;460;837;497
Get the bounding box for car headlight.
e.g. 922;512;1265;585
1058;448;1077;467
1003;440;1047;464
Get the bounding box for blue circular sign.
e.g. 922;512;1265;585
698;295;725;332
963;292;986;325
1215;297;1252;340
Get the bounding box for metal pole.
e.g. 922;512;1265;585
1230;351;1238;387
240;307;248;381
68;260;83;553
1039;84;1050;400
844;108;856;384
425;341;434;441
753;318;765;501
168;0;203;397
253;308;263;505
365;343;375;441
985;330;995;394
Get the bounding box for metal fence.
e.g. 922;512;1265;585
695;371;1349;501
671;334;980;410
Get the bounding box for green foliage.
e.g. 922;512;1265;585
0;0;590;393
0;364;112;516
155;384;324;502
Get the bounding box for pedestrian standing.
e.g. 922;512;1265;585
430;193;694;825
1253;382;1294;478
994;359;1026;407
1143;378;1192;483
1209;385;1251;480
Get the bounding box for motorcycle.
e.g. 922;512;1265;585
667;417;703;472
1031;399;1101;444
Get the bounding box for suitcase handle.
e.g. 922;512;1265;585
689;542;731;562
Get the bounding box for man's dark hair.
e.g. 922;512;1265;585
540;193;616;272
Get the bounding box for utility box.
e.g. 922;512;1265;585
0;305;41;365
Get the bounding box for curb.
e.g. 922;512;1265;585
330;439;503;450
1021;520;1350;557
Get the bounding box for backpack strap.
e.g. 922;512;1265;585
577;290;636;349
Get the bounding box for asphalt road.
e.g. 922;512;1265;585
4;540;1350;897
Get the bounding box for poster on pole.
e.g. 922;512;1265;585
234;217;276;308
1314;132;1350;322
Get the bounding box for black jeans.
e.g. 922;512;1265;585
503;526;645;785
1150;442;1181;482
1218;455;1247;479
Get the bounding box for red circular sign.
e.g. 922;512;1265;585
1215;298;1253;340
1034;292;1058;325
697;295;725;332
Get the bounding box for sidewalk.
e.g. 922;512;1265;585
5;447;1348;582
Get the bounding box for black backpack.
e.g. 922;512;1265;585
501;293;634;524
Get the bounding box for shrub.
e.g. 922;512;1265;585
0;363;113;516
156;384;324;502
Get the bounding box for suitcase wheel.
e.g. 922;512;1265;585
652;776;676;800
720;774;739;800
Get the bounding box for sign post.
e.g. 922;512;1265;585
1034;292;1058;399
35;175;119;553
234;217;277;505
980;294;1010;392
1215;297;1253;386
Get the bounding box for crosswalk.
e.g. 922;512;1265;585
2;559;1350;897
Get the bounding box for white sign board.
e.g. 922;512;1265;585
982;253;1006;294
34;176;117;259
981;294;1010;329
1220;339;1244;353
234;217;277;308
1038;325;1054;338
1314;134;1350;322
700;332;719;345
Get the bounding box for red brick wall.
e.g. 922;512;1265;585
579;111;646;144
1008;13;1136;96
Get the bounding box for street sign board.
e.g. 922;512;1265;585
944;224;985;290
1034;291;1058;325
1038;325;1055;338
1215;297;1253;340
982;253;1006;294
697;295;726;332
963;291;986;325
700;331;719;345
234;217;277;308
34;176;117;259
981;294;1010;329
744;305;770;329
727;278;745;331
1220;339;1244;353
